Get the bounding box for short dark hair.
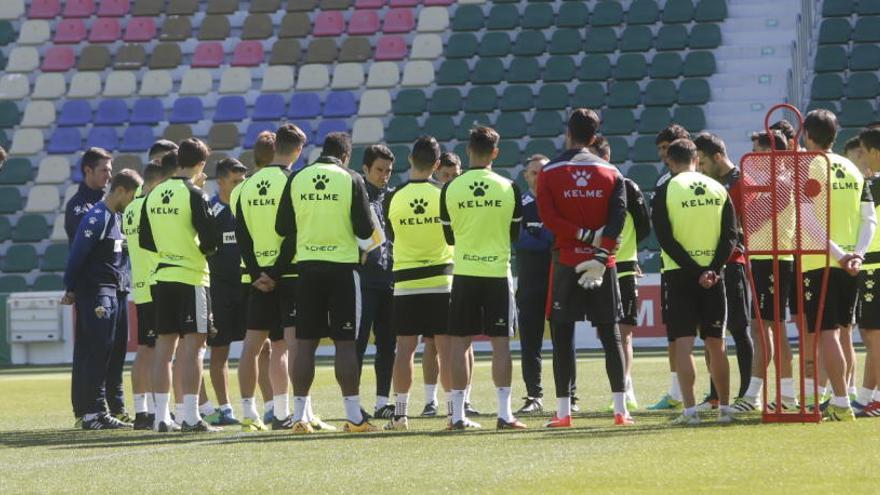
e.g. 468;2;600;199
215;157;247;179
81;147;113;173
439;151;461;169
860;127;880;152
322;132;352;161
253;131;275;167
803;109;838;149
769;120;796;140
409;136;441;171
750;131;789;151
693;132;727;157
110;168;143;192
142;162;166;184
148;139;178;161
363;144;395;168
275;123;307;157
588;134;611;160
567;108;600;145
845;136;862;153
666;139;697;167
177;138;210;169
468;125;500;158
655;124;690;145
160;149;178;175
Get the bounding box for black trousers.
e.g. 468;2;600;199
516;250;553;399
355;286;395;398
71;292;124;417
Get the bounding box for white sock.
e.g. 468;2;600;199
134;393;148;414
745;377;763;398
874;389;880;402
376;395;389;410
175;403;184;422
292;396;307;422
780;378;794;399
612;392;627;415
557;397;571;418
199;400;215;417
183;394;200;425
446;391;453;418
305;396;315;422
264;400;274;415
154;393;171;426
831;395;850;408
670;373;683;401
496;387;513;422
274;394;289;421
343;395;364;423
451;389;466;423
847;386;858;398
625;375;636;402
465;384;472;403
425;384;438;404
719;404;732;414
219;403;232;413
684;406;697;416
146;394;155;414
857;386;874;405
395;393;409;417
241;397;259;420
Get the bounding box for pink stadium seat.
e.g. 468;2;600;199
124;17;157;42
232;41;264;67
63;0;95;18
89;18;122;43
349;10;380;35
42;46;76;72
375;35;408;60
389;0;420;6
192;41;225;68
97;0;131;16
54;19;87;43
29;0;61;19
383;8;415;33
355;0;386;7
313;11;345;36
424;0;453;5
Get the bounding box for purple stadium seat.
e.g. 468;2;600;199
232;41;264;67
86;127;118;151
324;91;357;117
349;10;380;35
314;11;345;36
170;97;204;124
288;93;321;119
291;120;314;141
389;0;419;6
95;99;129;125
48;128;82;154
317;120;348;144
89;18;122;43
214;96;247;122
253;94;286;121
41;46;76;72
54;19;87;43
58;100;92;127
192;42;225;68
63;0;95;18
131;98;164;125
355;0;386;7
383;8;415;33
375;35;407;60
98;0;130;16
29;0;61;19
120;126;154;152
124;17;156;42
244;122;276;148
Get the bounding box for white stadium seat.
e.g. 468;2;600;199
261;66;295;92
418;7;449;32
219;68;253;94
50;214;67;242
180;69;214;95
10;129;44;156
35;157;71;185
402;61;435;87
296;65;330;91
6;47;39;73
358;89;391;117
331;63;365;90
0;0;25;20
366;62;400;88
21;101;56;128
17;21;51;45
139;70;174;96
352;118;384;145
68;73;102;99
25;185;61;213
32;74;65;100
411;34;443;60
103;72;137;97
0;74;30;100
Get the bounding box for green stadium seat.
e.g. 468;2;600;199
577;55;612;81
550;29;582;55
640;231;660;251
839;100;876;127
423;116;455;142
602;109;636;135
815;46;848;72
13;215;49;242
662;0;694;23
572;82;606;108
3;245;38;273
0;217;8;241
644;80;677;106
41;243;68;272
0;100;20;128
607;136;630;163
457;113;491;140
695;0;728;21
507;58;540;84
536;85;570;110
393;89;426;115
0;186;23;213
631;137;661;163
32;274;64;291
627;163;660;190
0;275;28;292
591;1;624;26
479;32;511;58
472;58;505;85
522;3;554;29
638;108;672;134
0;21;15;46
689;23;722;49
835;128;861;153
845;73;880;99
389;146;410;171
349;147;365;170
524;139;558;160
513;31;546;57
500;86;534;112
452;5;484;31
0;158;33;185
650;53;683;79
818;19;851;45
806;100;839;113
857;0;880;14
544;56;577;82
446;33;478;58
464;87;497;113
683;52;716;77
850;44;880;71
673;106;706;132
853;17;880;43
495;113;528;139
614;54;648;80
437;60;469;85
495;142;521;168
530;111;564;138
387;116;421;143
656;25;688;51
495;169;513;181
822;0;854;16
428;88;462;115
557;2;589;28
679;79;711;104
486;4;519;31
810;74;844;100
627;0;660;24
620;26;653;52
584;27;617;53
608;82;641;107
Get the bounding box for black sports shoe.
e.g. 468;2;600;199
464;402;480;416
516;397;544;415
360;407;373;421
272;415;294;430
446;419;466;431
156;421;181;432
82;413;131;430
181;420;221;432
570;396;580;413
374;404;395;419
421;401;438;417
133;412;155;430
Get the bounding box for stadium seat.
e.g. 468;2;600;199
457;113;490;139
839;100;876;127
340;37;373;62
585;27;618;53
160;16;192;41
352;118;384;145
120;126;154;152
0;0;25;19
486;4;518;30
261;66;294;93
29;0;60;18
95;100;128;126
402;61;435;87
349;10;380;35
495;142;521;168
608;82;641;107
679;78;711;105
0;74;29;100
179;70;213;95
252;94;285;121
232;41;264;67
199;15;230;41
621;26;653;52
530;111;564;138
478;32;509;57
99;0;130;16
447;33;478;58
140;70;173;96
47;128;81;154
115;44;146;70
58;100;91;127
663;0;694;23
651;53;683;79
320;0;353;9
21;101;56;128
507;58;540;84
213;96;247;123
35;157;70;184
387;116;421;143
0;158;32;185
90;18;122;43
645;80;677;106
0;185;22;213
242;122;275;148
77;46;110;71
850;44;880;71
423;116;454;142
368;61;399;87
615;54;648;80
656;25;688;51
572;82;606;108
33;274;64;291
296;65;330;90
393;89;426;115
673;106;706;131
419;7;449;32
412;34;443;60
65;0;96;17
317;120;348;144
853;17;880;43
130;98;164;125
331;63;364;89
314;11;345;36
549;29;582;56
163;124;193;143
358;89;391;117
452;4;483;31
25;185;61;213
2;49;33;73
495;113;528;139
324;92;357;118
602;109;636;135
628;0;660;23
513;31;546;57
220;67;253;93
86;127;118;151
429;88;462;115
0;216;8;241
356;0;384;7
289;93;321;119
522;3;553;29
280;13;310;38
41;47;75;72
845;73;880;99
18;20;50;45
306;39;338;64
271;39;303;66
638;108;672;134
811;74;844;100
592;0;624;26
690;23;722;49
574;55;611;82
287;0;317;11
208;124;240;150
464;86;497;113
814;46;847;73
544;56;576;83
536;85;569;111
13;215;49;242
150;43;183;69
684;52;716;77
55;19;87;44
193;42;225;68
242;14;273;40
103;72;137;97
384;8;415;33
818;18;851;44
171;97;204;124
627;163;660;190
858;0;880;14
376;36;408;60
3;245;37;274
437;60;469;85
0;104;17;127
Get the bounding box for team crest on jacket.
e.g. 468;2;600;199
572;170;591;187
94;305;108;319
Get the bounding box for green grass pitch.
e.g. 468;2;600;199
0;352;876;494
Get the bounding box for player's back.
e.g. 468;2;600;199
144;178;209;286
235;165;289;268
661;171;728;270
122;196;156;303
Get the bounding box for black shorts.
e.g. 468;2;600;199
209;283;248;347
724;263;749;331
392;292;450;337
136;302;156;347
448;275;515;337
750;259;794;321
152;281;214;337
246;278;296;342
296;264;359;341
618;274;638;326
665;269;727;340
803;268;858;332
858;268;880;329
549;260;621;325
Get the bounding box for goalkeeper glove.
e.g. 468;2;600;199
574;248;609;290
576;226;605;247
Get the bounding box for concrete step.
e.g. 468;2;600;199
713;44;793;62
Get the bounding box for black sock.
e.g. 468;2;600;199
729;325;753;398
550;321;576;398
597;323;625;393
